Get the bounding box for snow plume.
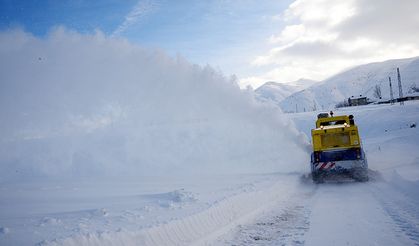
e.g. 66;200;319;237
0;28;309;181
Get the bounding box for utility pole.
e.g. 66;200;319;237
388;76;394;105
397;67;404;105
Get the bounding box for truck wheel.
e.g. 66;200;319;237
312;172;324;184
352;168;369;182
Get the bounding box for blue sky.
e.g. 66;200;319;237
0;0;139;35
0;0;291;86
1;0;419;88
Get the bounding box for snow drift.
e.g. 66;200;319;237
0;28;308;181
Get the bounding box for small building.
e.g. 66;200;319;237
348;96;368;106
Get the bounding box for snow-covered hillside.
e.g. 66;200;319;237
255;82;300;103
255;79;318;104
280;57;419;112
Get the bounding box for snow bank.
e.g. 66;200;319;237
41;177;300;246
0;28;308;181
142;189;198;208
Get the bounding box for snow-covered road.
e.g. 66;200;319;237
212;102;419;246
213;173;419;246
306;179;418;246
213;176;315;246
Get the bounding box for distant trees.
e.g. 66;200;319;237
373;84;382;99
408;83;419;93
335;99;349;108
312;100;317;111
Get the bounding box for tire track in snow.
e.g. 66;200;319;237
370;181;419;245
216;184;316;246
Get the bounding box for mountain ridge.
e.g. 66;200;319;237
256;56;419;112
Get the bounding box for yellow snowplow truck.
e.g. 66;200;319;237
310;113;368;183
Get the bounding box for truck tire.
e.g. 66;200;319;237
312;172;325;184
352;168;369;182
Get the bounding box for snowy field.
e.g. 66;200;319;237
1;101;418;245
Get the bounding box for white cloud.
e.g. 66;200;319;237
285;0;356;26
243;0;419;88
112;0;158;36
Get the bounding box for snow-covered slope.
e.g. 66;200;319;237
289;78;319;89
255;79;318;104
255;82;300;102
280;57;419;112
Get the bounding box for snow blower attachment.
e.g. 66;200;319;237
310;113;368;183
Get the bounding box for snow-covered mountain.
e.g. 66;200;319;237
289;78;320;89
255;82;300;103
280;57;419;112
255;79;318;104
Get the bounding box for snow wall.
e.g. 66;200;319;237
0;28;309;182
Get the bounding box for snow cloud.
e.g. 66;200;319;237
0;28;309;181
246;0;419;87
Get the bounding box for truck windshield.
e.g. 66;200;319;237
321;120;347;126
